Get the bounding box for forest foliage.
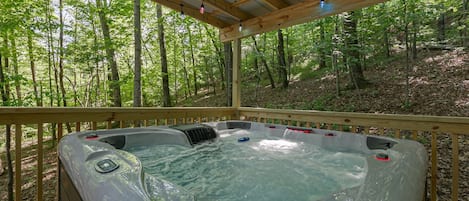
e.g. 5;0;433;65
0;0;467;108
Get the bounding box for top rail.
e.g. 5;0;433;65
0;107;238;124
238;107;469;134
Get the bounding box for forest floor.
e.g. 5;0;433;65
181;48;469;201
0;49;467;200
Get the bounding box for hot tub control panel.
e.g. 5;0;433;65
95;159;119;173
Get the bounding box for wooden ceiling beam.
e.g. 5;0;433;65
152;0;229;28
203;0;253;21
232;0;251;7
259;0;289;10
220;0;389;42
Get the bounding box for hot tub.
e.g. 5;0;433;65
58;121;427;201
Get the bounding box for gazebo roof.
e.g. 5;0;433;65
153;0;388;42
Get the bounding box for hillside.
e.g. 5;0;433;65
181;49;469;117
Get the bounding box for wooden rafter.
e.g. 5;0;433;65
203;0;253;21
220;0;389;42
259;0;289;10
232;0;251;7
152;0;229;28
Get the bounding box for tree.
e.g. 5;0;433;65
157;4;170;107
96;0;122;107
343;11;368;89
224;42;232;106
133;0;142;107
277;29;288;88
252;35;275;89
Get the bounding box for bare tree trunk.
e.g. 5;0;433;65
343;11;368;89
188;26;198;95
133;0;142;108
223;42;232;106
182;48;190;99
27;32;41;106
5;125;13;201
96;0;122;107
437;8;446;43
1;40;13;200
333;16;341;97
203;24;225;90
10;34;21;105
462;0;468;47
404;0;411;107
319;19;327;69
252;35;275;89
277;29;288;88
45;1;57;143
157;4;171;107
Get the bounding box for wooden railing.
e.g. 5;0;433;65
1;107;468;201
238;107;469;201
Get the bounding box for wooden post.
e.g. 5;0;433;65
395;129;401;139
57;123;63;141
232;38;241;108
92;122;97;130
15;124;22;201
107;121;112;129
37;124;43;201
451;134;459;201
75;122;80;132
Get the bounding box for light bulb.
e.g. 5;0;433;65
239;23;242;32
320;0;325;8
200;3;205;14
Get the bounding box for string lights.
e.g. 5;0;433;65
200;1;205;14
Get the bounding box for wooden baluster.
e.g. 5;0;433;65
58;123;63;140
431;131;437;201
306;122;311;128
107;121;112;129
395;129;401;139
75;122;81;132
288;120;292;126
412;130;418;140
338;125;343;131
164;119;168;125
37;124;43;201
379;127;385;135
364;127;370;135
327;124;332;130
120;121;125;128
144;120;148;127
15;124;22;201
351;126;357;133
451;134;459;201
315;122;321;129
92;122;97;130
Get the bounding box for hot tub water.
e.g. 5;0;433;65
125;129;367;201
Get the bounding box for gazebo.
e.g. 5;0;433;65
0;1;467;201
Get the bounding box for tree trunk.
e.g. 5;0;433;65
277;30;288;88
10;34;21;105
182;48;190;99
462;0;468;47
343;11;367;89
5;125;13;201
319;19;327;69
252;35;275;89
333;16;341;97
0;53;8;105
133;0;142;107
203;24;225;90
96;0;122;107
27;32;41;106
437;11;445;43
157;4;171;107
224;42;232;106
382;4;390;57
188;26;198;95
45;1;57;143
